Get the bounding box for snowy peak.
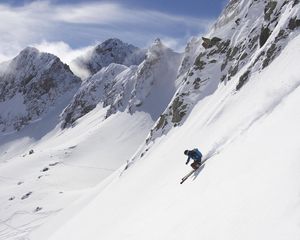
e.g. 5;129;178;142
72;38;146;77
142;0;300;146
0;47;81;132
148;38;164;53
62;39;182;127
146;38;174;58
18;46;39;58
61;63;130;127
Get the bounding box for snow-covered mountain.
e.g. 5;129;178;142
0;38;180;239
71;38;146;77
1;0;300;240
62;38;182;127
0;47;81;133
145;0;300;144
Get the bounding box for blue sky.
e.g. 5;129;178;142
3;0;226;18
0;0;228;63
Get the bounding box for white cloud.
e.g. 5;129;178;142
33;40;93;79
33;41;92;64
52;2;212;30
0;1;213;65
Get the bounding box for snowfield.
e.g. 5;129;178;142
0;107;153;240
30;33;300;240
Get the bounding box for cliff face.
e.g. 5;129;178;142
0;47;81;132
72;38;146;77
61;39;182;128
148;0;300;142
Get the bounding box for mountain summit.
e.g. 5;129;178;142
62;38;181;127
72;38;146;77
0;47;80;132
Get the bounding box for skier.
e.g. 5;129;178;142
184;148;202;170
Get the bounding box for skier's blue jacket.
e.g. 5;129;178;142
186;148;202;164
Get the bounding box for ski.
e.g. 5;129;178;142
180;169;196;184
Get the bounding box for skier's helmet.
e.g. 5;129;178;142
184;150;189;155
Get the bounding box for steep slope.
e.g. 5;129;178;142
62;39;182;127
32;27;300;240
0;47;81;133
26;1;300;239
146;0;300;144
71;38;146;77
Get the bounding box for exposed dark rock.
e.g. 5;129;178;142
41;167;49;172
235;18;241;25
171;97;188;124
218;40;231;54
188;71;194;76
202;37;222;49
211;37;222;45
275;29;288;43
227;46;240;61
228;64;239;79
239;52;248;60
236;70;251;90
262;44;278;69
260;26;272;47
21;191;32;200
264;1;277;21
49;162;59;166
221;61;228;71
155;114;168;130
34;206;43;212
221;75;227;82
29;149;34;155
288;17;300;30
250;27;257;34
293;0;299;7
194;54;207;70
193;78;201;89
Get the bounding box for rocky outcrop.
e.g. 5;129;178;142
72;38;146;76
145;0;300;144
0;47;81;132
61;39;182;128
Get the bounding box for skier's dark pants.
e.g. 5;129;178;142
191;161;201;170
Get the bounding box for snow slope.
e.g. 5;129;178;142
30;22;300;240
0;106;153;240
